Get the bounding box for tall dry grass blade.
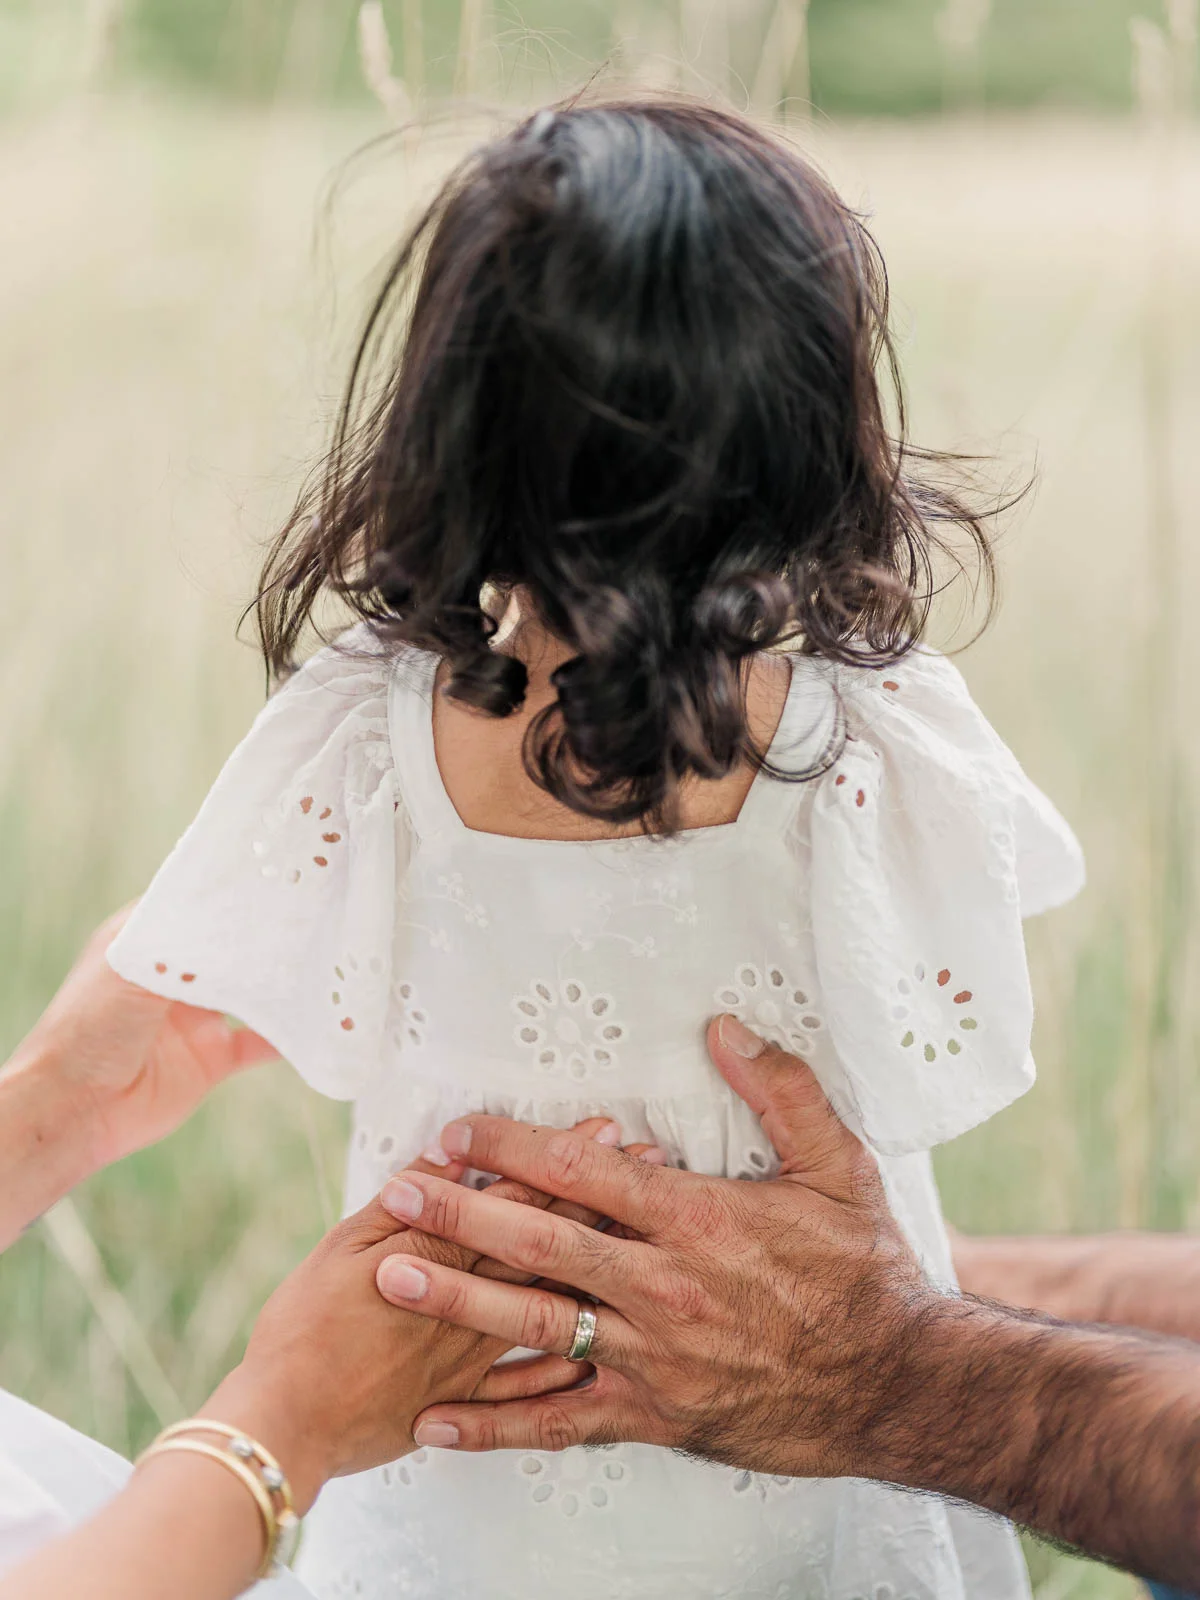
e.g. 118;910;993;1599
277;0;334;102
42;1199;183;1427
455;0;485;97
79;0;126;89
358;1;412;123
1165;0;1197;106
750;0;809;120
1130;13;1192;1226
612;0;641;71
402;0;425;105
613;4;684;89
299;1090;339;1232
182;1224;287;1394
680;0;731;96
1131;17;1173;120
936;0;992;109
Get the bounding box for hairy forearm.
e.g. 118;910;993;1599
0;1046;95;1253
865;1295;1200;1588
953;1231;1200;1343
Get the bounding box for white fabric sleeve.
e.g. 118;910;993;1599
107;631;404;1100
806;649;1085;1156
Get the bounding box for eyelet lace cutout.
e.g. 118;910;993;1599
732;1144;776;1182
730;1468;797;1501
511;980;625;1082
253;793;347;886
329;952;384;1035
517;1445;630;1515
380;1449;430;1489
893;963;981;1063
716;963;825;1055
391;979;429;1051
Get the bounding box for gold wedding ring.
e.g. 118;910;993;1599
565;1303;598;1362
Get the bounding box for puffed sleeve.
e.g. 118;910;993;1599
806;649;1084;1155
107;628;405;1100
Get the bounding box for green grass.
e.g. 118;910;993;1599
1;0;1192;114
1;93;1198;1599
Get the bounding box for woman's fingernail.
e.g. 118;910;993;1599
441;1122;472;1158
379;1260;430;1301
413;1420;460;1448
381;1180;424;1221
718;1014;765;1059
592;1122;622;1145
637;1146;668;1165
421;1145;452;1168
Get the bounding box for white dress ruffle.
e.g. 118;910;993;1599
105;632;1084;1600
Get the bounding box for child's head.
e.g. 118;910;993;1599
259;97;992;829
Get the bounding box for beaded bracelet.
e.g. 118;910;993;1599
136;1420;301;1579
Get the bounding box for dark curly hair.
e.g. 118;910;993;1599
256;97;996;832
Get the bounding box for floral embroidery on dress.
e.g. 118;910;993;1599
716;963;825;1056
893;963;980;1063
511;980;625;1082
568;871;693;955
433;871;490;928
641;878;699;924
517;1444;630;1515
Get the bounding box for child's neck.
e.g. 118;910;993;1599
432;604;793;842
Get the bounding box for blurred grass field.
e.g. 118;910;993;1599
0;26;1198;1599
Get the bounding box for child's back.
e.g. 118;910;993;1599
110;99;1084;1598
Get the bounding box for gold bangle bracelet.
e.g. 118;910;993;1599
137;1437;278;1579
153;1420;297;1522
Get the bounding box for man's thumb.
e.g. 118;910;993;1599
706;1015;867;1189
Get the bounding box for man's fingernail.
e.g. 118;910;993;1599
592;1122;622;1145
718;1014;765;1059
441;1122;472;1158
421;1145;452;1168
381;1180;424;1222
637;1146;668;1165
413;1421;460;1448
379;1260;430;1301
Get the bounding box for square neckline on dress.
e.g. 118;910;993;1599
387;648;827;853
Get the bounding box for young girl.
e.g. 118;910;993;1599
110;99;1083;1600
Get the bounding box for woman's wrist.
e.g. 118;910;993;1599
199;1366;333;1518
0;1042;100;1249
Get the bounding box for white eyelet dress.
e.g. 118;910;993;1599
109;629;1084;1600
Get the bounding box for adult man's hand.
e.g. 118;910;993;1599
377;1017;1200;1590
378;1016;933;1476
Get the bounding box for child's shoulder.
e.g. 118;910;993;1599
265;624;433;719
824;644;974;725
788;643;1084;922
805;645;1010;776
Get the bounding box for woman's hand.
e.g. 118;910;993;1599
199;1120;636;1515
0;1123;635;1600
